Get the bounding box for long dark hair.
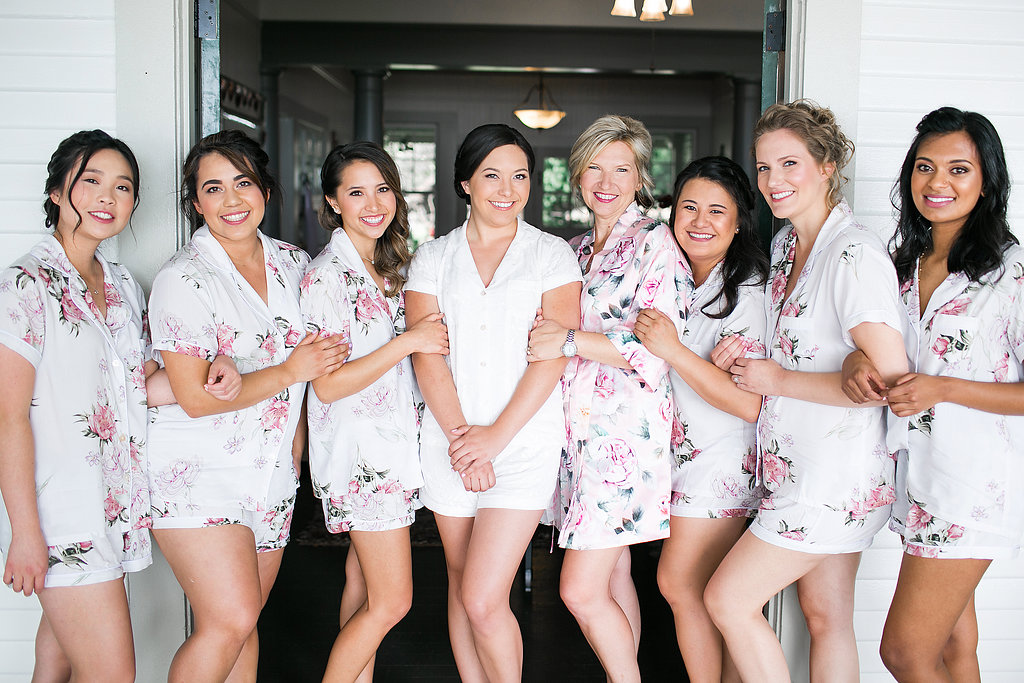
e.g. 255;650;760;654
319;141;411;296
44;129;140;232
180;130;280;233
891;107;1014;284
454;124;535;204
669;156;768;319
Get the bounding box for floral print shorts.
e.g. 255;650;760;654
154;493;296;553
750;495;890;554
892;497;1020;560
41;529;152;588
321;478;419;533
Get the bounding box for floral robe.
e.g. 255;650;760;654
758;201;903;538
895;243;1024;544
301;228;422;531
147;228;309;517
670;266;767;517
0;236;152;576
553;204;691;549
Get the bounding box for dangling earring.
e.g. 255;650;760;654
735;228;740;233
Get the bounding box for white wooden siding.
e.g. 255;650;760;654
803;0;1024;680
0;1;117;267
0;1;117;676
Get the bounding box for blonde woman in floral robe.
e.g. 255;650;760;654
300;142;448;683
704;102;908;683
0;131;152;681
147;131;347;682
843;108;1024;682
528;115;689;683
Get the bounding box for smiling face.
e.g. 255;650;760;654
50;148;136;244
461;144;531;227
579;141;641;226
673;177;739;284
755;128;834;229
910;130;983;236
192;152;267;245
326;159;396;255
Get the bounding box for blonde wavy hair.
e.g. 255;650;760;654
568;114;656;210
752;100;855;210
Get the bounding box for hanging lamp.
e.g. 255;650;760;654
513;75;566;130
610;0;636;17
639;0;667;21
669;0;694;15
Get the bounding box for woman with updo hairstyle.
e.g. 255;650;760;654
0;130;152;681
405;123;582;682
703;101;909;681
527;114;690;682
300;141;448;682
633;155;768;682
147;130;347;681
842;108;1023;681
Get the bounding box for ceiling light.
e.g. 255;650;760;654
639;0;667;21
669;0;693;15
513;75;566;130
610;0;636;17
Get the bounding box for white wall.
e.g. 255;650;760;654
0;1;193;680
787;1;1024;680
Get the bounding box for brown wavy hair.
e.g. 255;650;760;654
752;100;854;210
319;141;411;296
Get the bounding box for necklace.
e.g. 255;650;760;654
361;256;375;266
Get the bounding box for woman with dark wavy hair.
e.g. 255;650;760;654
633;156;768;683
300;141;448;682
843;107;1022;682
147;130;347;681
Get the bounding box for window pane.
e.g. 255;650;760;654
384;128;437;248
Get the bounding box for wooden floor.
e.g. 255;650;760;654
257;476;688;682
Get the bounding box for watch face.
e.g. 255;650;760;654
561;341;578;358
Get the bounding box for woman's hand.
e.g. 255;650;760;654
711;334;749;371
887;373;949;417
284;332;349;383
461;461;496;493
3;530;48;597
404;313;449;355
841;349;888;403
205;355;242;401
527;319;568;362
729;357;782;396
633;308;680;360
448;424;510;475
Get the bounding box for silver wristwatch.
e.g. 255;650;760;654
560;329;578;358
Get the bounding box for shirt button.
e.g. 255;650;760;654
480;290;487;296
480;361;487;367
480;324;487;331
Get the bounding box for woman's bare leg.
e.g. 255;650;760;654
35;578;135;683
880;553;989;682
658;516;746;683
609;547;641;654
225;547;284;682
323;528;412;682
31;612;71;683
434;514;488;683
796;552;861;683
154;525;264;683
338;544;374;683
560;546;642;683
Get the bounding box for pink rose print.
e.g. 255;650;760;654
260;397;290;432
931;336;950;358
905;502;932;533
936;297;970;316
670;417;686;448
639;275;664;308
780;300;800;317
104;492;126;523
261;334;279;356
285;327;302;347
595;438;637;487
215;323;237;355
79;540;94;551
88;405;117;442
720;508;748;518
604;238;635;274
779;527;806;542
946;524;965;540
770;273;786;307
60;292;84;324
173;342;209;358
594;367;616;400
354;290;380;323
742;448;757;475
761;450;791;489
994;352;1010;382
157;460;199;496
779;333;795;359
900;278;913;297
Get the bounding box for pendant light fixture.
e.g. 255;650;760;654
639;0;667;22
669;0;694;15
513;75;566;130
610;0;637;17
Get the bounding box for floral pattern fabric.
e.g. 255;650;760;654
552;204;692;549
894;243;1024;542
669;265;767;518
147;228;309;520
301;228;422;531
0;236;152;580
756;201;903;543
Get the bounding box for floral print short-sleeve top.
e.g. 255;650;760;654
300;228;423;501
147;228;310;514
759;201;903;519
899;243;1024;539
0;236;152;570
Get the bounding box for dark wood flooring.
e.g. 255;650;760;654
257;473;687;682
